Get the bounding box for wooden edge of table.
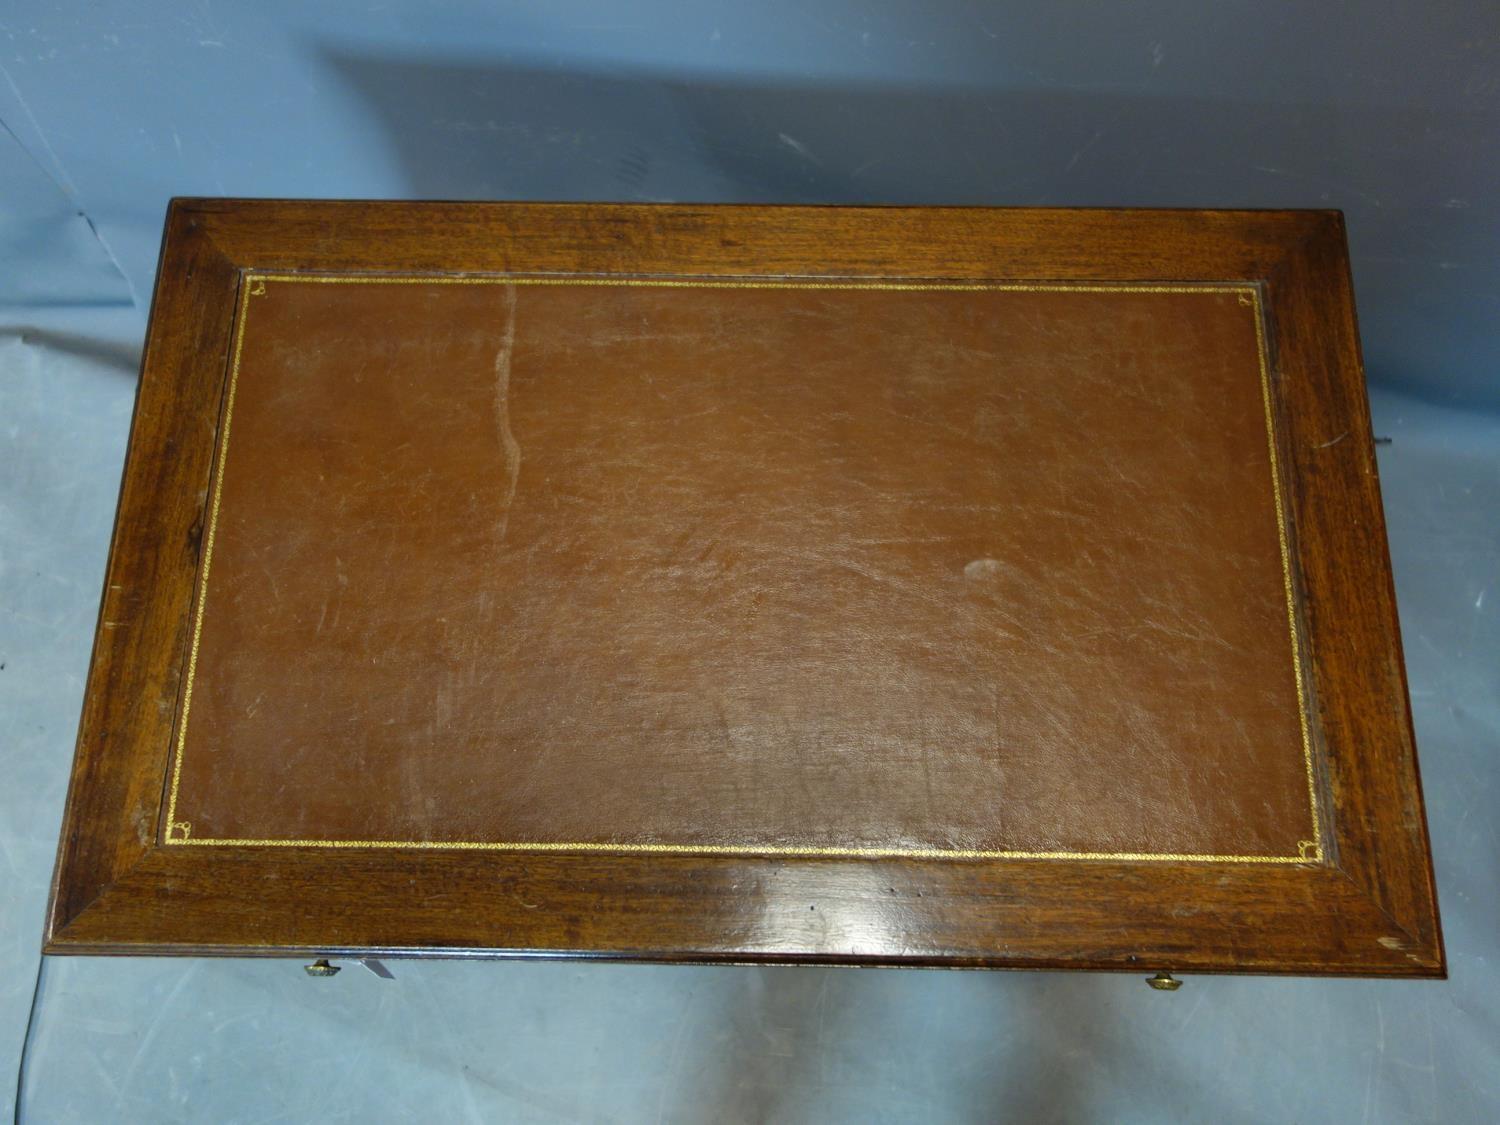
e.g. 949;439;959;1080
44;200;1445;977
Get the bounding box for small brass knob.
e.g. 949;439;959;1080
1146;972;1181;991
304;958;340;977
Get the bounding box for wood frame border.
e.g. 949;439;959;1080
45;200;1443;976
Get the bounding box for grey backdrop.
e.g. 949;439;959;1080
2;2;1497;1121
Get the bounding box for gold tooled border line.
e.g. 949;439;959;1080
164;275;1322;863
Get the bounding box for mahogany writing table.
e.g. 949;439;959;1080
46;201;1442;977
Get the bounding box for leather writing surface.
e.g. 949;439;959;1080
166;276;1317;859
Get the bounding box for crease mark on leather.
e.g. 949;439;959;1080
494;284;522;542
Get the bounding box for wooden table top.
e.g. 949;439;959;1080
45;201;1442;976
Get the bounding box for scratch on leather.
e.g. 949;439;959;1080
493;285;522;541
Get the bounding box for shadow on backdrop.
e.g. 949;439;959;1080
670;968;1107;1121
325;49;1498;412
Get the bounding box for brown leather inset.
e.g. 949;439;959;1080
170;278;1314;856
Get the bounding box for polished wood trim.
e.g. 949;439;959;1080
48;212;238;929
46;200;1443;975
51;848;1428;975
1263;215;1442;958
185;199;1320;282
